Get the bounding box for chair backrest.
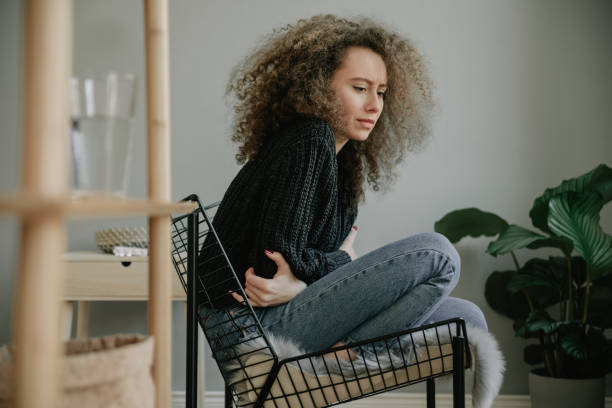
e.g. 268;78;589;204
170;194;277;399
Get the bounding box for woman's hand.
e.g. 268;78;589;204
339;225;358;261
231;250;307;307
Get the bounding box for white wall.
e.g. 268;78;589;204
1;0;611;396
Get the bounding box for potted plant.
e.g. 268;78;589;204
433;163;612;408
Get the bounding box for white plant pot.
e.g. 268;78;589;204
529;368;605;408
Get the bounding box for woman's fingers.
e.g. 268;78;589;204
231;266;271;306
230;290;245;304
245;267;271;292
347;226;358;240
240;256;299;307
244;266;266;290
264;250;289;267
341;226;358;246
265;251;296;279
244;285;266;307
230;288;263;307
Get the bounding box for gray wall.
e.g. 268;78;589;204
1;0;611;396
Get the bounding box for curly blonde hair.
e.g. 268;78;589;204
225;14;434;210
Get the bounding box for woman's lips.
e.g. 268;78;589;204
357;119;374;129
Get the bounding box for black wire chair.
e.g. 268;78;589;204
171;194;471;408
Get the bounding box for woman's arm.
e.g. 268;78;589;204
232;250;306;307
235;225;359;307
249;131;351;283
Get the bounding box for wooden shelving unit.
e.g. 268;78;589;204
0;193;196;217
6;1;188;407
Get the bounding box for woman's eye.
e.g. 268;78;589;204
377;91;386;98
353;86;367;92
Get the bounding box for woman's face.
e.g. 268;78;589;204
329;46;388;151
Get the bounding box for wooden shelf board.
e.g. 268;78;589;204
0;192;197;217
62;296;187;301
63;250;187;300
62;251;148;262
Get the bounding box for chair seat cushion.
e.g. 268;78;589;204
231;342;460;408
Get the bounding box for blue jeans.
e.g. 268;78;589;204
201;232;487;368
200;233;487;364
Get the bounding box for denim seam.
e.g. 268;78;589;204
342;284;446;346
262;248;456;331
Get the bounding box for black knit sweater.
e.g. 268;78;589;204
199;116;357;308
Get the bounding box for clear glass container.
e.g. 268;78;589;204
69;72;136;198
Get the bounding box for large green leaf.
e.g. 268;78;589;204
524;343;545;365
588;164;612;202
434;208;509;243
487;225;551;256
586;286;612;329
548;191;612;279
560;328;608;361
548;256;586;291
485;270;531;319
526;236;574;255
507;257;565;294
523;310;565;335
595;267;612;289
530;164;612;234
530;285;562;310
513;317;537;339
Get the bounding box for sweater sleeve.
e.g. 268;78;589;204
249;134;352;284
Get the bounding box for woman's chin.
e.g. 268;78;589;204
349;132;371;142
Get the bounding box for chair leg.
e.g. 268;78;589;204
186;212;199;408
225;384;233;408
452;336;465;408
185;314;197;408
426;378;435;408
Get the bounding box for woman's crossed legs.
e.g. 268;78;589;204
252;232;482;358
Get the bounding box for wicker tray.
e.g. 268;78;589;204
95;227;148;254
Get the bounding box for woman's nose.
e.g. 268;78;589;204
365;91;382;113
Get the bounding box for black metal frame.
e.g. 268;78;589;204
171;194;471;408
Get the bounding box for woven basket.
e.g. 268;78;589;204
0;334;154;408
95;227;148;253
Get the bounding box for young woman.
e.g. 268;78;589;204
199;14;487;362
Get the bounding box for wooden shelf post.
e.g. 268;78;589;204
13;1;72;407
144;1;173;407
9;2;183;407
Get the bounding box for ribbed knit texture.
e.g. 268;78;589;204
199;116;357;308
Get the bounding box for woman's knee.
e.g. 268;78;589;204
461;299;488;331
412;232;461;278
450;298;488;331
426;297;488;331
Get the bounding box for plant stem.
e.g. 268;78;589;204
540;333;555;377
522;290;535;312
511;250;536;312
514;251;555;374
582;264;591;325
522;290;553;374
514;251;533;310
565;255;573;321
553;333;562;377
510;250;520;271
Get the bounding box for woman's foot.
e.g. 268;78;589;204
324;341;357;361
